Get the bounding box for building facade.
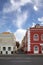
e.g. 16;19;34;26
21;24;43;54
0;32;16;55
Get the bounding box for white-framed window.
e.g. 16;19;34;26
3;47;6;51
33;34;39;41
41;34;43;41
8;47;11;51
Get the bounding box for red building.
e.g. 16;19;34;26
21;24;43;54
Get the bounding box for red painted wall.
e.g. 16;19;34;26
30;28;43;43
30;28;43;54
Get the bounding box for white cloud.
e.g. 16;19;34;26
33;0;43;6
20;0;32;5
41;22;43;25
3;0;32;13
38;17;43;24
3;3;14;13
3;0;29;29
15;29;26;43
38;17;43;21
10;0;21;11
33;0;43;11
33;5;38;11
13;11;28;28
10;0;32;7
3;0;43;13
32;22;36;27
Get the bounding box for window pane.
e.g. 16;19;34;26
34;34;39;41
3;47;6;50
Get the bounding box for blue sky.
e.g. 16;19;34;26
0;0;43;43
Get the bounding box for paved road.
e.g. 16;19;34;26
0;54;43;65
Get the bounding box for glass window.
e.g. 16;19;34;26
8;47;11;51
41;34;43;41
33;34;39;41
3;47;6;51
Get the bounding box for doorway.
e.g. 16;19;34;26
34;46;39;54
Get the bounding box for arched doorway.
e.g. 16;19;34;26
34;45;39;54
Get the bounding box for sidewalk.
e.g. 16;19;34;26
27;54;43;57
0;54;43;57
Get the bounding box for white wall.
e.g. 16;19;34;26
0;46;14;55
27;29;30;51
0;33;16;55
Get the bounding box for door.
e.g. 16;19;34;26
34;46;39;54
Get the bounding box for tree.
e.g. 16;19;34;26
16;41;20;48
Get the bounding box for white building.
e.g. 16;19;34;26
0;32;16;55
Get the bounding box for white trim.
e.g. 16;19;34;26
40;44;43;46
27;29;30;51
30;28;43;30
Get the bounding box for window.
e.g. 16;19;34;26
3;47;6;51
41;34;43;41
6;51;8;54
11;51;13;54
8;47;11;51
1;51;2;54
33;34;39;41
